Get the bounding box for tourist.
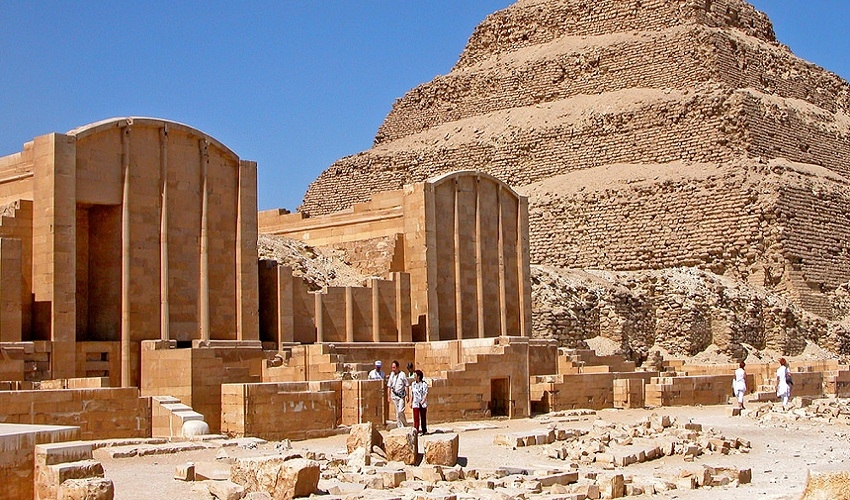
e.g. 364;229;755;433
733;361;747;410
387;360;410;428
407;362;415;379
411;369;429;435
776;358;792;410
368;360;385;380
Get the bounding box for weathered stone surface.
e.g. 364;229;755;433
174;463;195;481
424;434;459;467
57;478;114;500
182;420;211;438
231;456;320;499
384;427;418;465
347;422;384;453
347;447;370;468
207;480;245;500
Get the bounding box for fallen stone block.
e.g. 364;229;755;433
442;467;464;482
207;480;245;500
676;476;697;490
231;456;319;499
384;427;418;465
424;434;459;467
174;463;195;481
536;472;579;487
409;465;445;483
380;469;406;488
494;433;523;447
57;477;114;500
347;422;384;453
600;473;624;499
801;470;850;499
347;447;370;467
195;461;231;481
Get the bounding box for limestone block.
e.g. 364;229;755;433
493;433;523;447
600;473;624;499
243;493;273;500
380;469;406;488
195;461;231;481
231;456;320;499
424;434;459;466
535;472;579;486
801;470;850;500
207;480;245;500
676;476;697;490
57;477;114;500
347;422;383;453
384;427;418;465
174;463;195;481
409;465;445;483
347;447;370;468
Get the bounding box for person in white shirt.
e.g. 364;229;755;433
776;357;792;410
368;360;384;380
733;361;747;410
411;369;429;435
386;360;410;428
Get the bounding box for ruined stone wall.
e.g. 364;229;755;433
531;265;850;357
0;388;150;440
778;185;850;316
524;163;767;275
221;380;341;441
531;372;656;411
524;161;850;311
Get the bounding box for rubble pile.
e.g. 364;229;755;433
749;397;850;425
257;234;368;291
531;265;850;360
493;413;749;467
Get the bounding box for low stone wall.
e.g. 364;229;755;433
0;388;150;440
0;423;79;500
221;381;342;441
531;372;658;412
645;374;755;407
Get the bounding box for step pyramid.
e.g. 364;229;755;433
300;0;850;318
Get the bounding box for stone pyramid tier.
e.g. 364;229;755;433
376;24;850;144
303;83;850;217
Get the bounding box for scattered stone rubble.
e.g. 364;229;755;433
140;413;754;500
749;397;850;425
257;234;369;291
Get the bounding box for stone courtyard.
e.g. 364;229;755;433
2;0;850;499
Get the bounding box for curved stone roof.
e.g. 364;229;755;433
66;117;238;159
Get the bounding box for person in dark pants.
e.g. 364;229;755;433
411;369;428;435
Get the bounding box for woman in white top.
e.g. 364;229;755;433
733;361;747;409
776;357;792;410
411;369;428;435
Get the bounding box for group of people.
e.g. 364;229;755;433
732;357;793;411
368;360;429;435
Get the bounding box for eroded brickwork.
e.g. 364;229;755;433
299;0;850;322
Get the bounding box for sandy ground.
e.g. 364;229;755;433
95;403;850;499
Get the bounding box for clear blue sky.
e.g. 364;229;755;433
1;1;847;212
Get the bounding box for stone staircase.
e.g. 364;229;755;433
34;441;113;500
151;396;209;439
